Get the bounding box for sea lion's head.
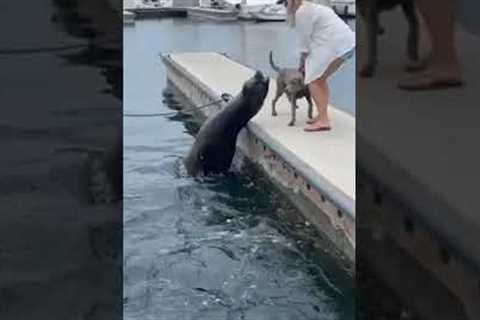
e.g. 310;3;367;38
241;71;269;115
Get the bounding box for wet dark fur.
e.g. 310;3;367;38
184;71;269;176
358;0;419;77
269;51;313;126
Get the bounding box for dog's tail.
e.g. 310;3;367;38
269;50;280;73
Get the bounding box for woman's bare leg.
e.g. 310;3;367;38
305;58;344;131
307;79;331;129
416;0;460;77
399;0;462;89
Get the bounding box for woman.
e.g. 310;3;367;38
284;0;355;131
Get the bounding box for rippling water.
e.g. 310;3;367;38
124;18;355;320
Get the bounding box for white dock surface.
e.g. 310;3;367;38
168;52;355;213
357;10;480;268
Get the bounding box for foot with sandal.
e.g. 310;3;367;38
305;115;331;132
397;0;463;91
300;55;349;132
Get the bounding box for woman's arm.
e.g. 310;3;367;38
295;6;314;74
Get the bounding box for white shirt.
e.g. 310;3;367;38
295;1;355;83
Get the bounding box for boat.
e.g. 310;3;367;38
187;0;239;21
236;3;267;20
140;0;173;7
250;4;286;22
127;0;189;18
123;10;136;25
187;7;239;21
229;0;277;20
331;0;355;18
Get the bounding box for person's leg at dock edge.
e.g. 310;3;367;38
304;48;355;131
283;0;355;132
305;56;348;132
398;0;463;90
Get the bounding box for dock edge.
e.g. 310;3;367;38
161;52;355;262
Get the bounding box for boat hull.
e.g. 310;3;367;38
187;7;238;21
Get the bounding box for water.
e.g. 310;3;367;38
1;1;122;318
124;18;355;320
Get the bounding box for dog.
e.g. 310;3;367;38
269;51;313;126
358;0;420;77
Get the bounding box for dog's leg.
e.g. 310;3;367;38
305;92;313;119
288;95;296;126
271;94;280;117
360;0;379;77
271;83;284;117
402;1;421;71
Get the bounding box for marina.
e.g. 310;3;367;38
122;0;355;21
124;18;355;319
6;0;480;318
162;52;355;259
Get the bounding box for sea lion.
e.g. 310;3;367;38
184;71;269;176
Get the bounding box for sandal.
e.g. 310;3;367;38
304;125;331;132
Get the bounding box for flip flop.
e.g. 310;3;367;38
398;73;463;91
304;126;331;132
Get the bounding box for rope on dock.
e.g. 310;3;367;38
123;93;233;118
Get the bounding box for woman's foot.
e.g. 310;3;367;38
398;70;463;91
304;120;331;132
306;116;320;124
405;59;428;73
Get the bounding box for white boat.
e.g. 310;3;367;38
228;0;276;20
250;4;286;22
237;4;266;20
331;0;355;18
142;0;163;7
187;1;239;21
123;10;136;25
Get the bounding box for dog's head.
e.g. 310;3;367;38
285;76;306;94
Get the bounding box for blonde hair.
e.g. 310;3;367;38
286;0;304;27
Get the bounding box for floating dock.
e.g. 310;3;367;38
162;52;355;261
357;9;480;320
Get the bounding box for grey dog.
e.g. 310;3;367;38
358;0;420;77
269;51;313;126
